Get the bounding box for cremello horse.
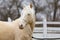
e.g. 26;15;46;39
16;3;35;40
0;3;35;40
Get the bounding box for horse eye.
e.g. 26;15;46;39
28;14;30;15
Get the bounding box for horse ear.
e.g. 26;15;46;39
30;3;32;8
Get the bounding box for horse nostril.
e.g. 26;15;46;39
19;24;24;29
21;24;23;27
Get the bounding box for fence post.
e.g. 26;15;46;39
43;17;47;40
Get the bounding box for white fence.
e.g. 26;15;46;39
33;20;60;39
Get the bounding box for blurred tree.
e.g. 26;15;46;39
0;0;20;21
8;0;20;20
53;0;59;21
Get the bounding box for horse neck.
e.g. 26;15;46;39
24;24;32;36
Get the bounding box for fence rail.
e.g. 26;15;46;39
36;21;60;24
33;21;60;39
